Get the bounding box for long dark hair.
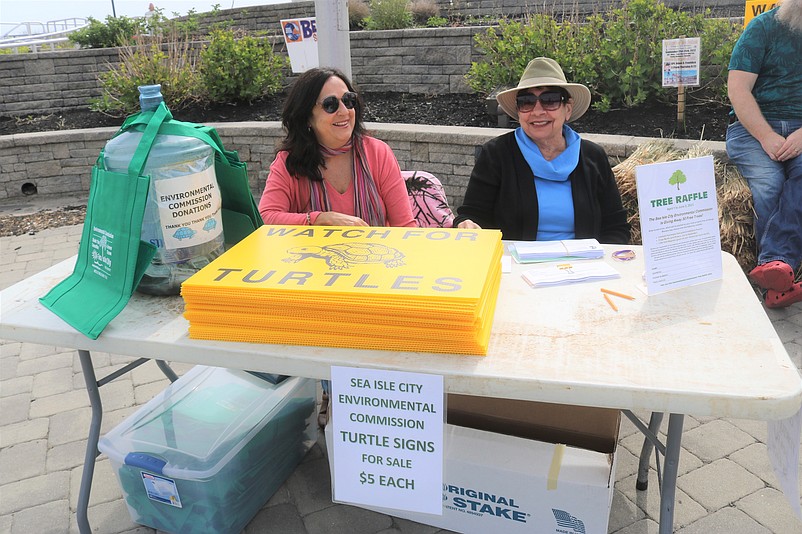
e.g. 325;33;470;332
278;67;366;182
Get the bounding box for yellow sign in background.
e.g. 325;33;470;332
744;0;777;26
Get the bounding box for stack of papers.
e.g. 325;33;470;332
521;261;620;288
509;239;604;263
181;225;504;355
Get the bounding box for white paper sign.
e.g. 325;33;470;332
767;406;802;519
662;37;701;87
152;166;223;250
280;18;318;73
635;155;722;295
330;366;444;514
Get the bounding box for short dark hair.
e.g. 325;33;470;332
278;67;366;182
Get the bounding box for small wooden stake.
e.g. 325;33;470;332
676;35;687;133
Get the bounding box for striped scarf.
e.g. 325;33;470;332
309;135;386;226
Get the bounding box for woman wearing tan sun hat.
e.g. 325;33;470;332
453;57;630;244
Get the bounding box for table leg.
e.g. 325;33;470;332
74;353;177;533
76;350;101;534
636;412;664;490
658;413;684;534
155;360;178;382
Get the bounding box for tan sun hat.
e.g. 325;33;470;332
495;57;591;122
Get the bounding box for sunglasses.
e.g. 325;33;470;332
318;92;358;114
515;91;566;112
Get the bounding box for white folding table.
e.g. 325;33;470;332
2;245;800;534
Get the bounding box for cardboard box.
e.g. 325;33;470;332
99;367;316;534
327;395;619;534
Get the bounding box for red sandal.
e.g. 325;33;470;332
749;261;795;292
765;282;802;309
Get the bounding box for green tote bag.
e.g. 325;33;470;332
40;103;262;339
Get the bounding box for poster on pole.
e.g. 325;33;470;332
635;155;722;295
330;366;444;514
280;18;318;73
662;37;700;87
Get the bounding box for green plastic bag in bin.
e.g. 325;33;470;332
40;101;262;339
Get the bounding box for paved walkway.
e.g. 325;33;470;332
1;200;800;534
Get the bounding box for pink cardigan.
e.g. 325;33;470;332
259;136;417;227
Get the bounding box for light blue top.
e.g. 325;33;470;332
515;125;581;240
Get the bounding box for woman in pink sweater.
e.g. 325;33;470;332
259;67;416;229
259;67;416;426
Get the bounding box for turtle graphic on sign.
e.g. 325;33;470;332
283;242;406;270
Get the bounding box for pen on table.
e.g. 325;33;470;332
600;288;635;300
603;293;618;312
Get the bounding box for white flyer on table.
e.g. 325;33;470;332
635;155;722;295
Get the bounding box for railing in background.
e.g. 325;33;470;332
0;18;88;53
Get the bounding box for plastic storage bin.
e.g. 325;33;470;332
98;366;316;534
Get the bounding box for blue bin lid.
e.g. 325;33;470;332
98;367;310;480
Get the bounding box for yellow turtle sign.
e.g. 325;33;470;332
180;225;503;354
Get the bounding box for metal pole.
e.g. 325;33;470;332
77;350;102;534
110;0;117;18
658;413;685;534
314;0;352;80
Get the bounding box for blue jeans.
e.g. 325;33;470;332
726;120;802;269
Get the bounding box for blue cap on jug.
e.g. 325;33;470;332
138;85;163;112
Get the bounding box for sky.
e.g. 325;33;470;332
1;0;289;32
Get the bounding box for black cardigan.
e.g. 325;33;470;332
453;131;630;244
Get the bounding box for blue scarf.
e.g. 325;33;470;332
514;125;581;181
515;125;581;240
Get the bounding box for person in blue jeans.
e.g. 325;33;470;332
726;0;802;308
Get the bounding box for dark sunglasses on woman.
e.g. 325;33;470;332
319;92;358;114
516;91;566;112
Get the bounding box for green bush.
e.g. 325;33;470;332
466;0;742;110
68;16;143;48
426;16;449;28
92;35;199;114
365;0;413;30
199;29;288;104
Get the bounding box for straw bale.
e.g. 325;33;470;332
612;141;756;272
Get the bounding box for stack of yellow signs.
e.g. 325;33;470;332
181;225;503;355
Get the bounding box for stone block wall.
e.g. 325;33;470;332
182;1;743;30
0;0;742;116
0;123;726;206
0;27;484;116
186;2;314;35
0;48;118;115
350;27;482;94
433;0;744;17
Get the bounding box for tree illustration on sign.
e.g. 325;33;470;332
668;169;687;190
